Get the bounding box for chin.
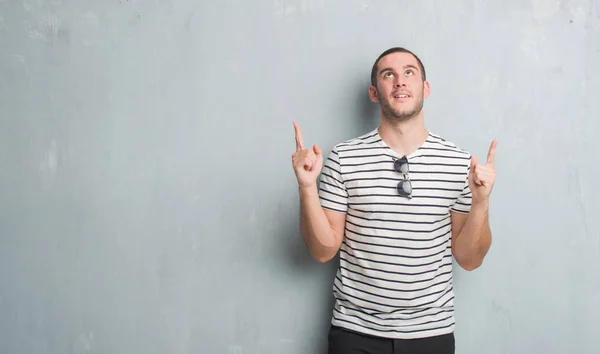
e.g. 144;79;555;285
390;114;416;122
381;99;423;121
387;108;422;121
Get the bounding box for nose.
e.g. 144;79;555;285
393;77;407;88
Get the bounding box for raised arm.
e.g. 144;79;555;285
292;122;346;263
451;140;497;271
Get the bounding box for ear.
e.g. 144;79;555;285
368;85;379;103
423;80;431;98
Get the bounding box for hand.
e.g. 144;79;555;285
468;139;497;203
292;122;323;188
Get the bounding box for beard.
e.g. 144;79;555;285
378;89;424;121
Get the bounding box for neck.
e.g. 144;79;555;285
378;112;429;157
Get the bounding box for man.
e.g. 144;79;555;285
291;47;497;354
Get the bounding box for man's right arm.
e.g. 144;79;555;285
292;122;347;263
298;185;346;263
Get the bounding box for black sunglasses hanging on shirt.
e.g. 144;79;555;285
393;156;412;199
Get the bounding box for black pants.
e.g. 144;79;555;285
327;325;455;354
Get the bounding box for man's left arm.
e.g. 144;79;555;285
451;140;497;271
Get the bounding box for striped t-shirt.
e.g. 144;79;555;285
318;128;472;339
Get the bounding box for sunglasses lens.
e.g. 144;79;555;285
394;158;409;174
397;180;412;196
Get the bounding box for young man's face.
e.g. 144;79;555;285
369;52;430;121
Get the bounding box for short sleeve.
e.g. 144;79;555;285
318;146;348;213
451;154;472;214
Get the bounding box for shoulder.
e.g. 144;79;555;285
330;129;381;156
427;132;471;159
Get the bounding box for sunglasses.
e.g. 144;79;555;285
393;156;412;199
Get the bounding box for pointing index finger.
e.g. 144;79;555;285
486;139;497;165
293;121;304;152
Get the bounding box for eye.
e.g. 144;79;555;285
405;70;414;76
383;71;394;78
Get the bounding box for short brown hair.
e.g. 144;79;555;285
370;47;427;86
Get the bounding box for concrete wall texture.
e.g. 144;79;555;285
1;0;599;353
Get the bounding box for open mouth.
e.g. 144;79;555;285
393;92;411;99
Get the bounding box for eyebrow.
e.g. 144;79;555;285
379;65;420;75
